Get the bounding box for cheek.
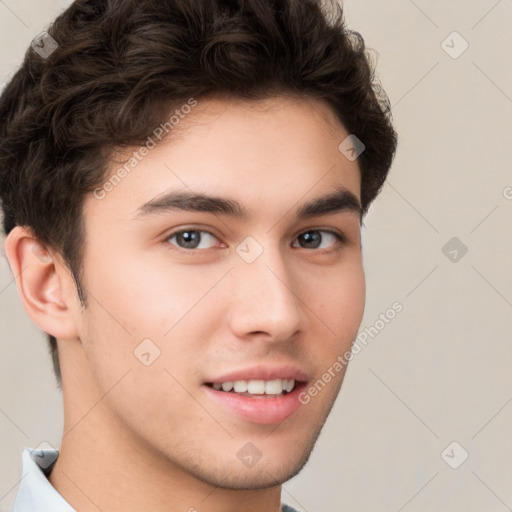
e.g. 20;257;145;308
82;242;226;338
77;297;200;426
304;259;365;366
314;261;365;332
77;252;218;388
339;265;365;328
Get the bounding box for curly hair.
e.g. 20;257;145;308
0;0;397;388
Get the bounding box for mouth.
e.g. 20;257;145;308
202;377;308;424
205;378;298;398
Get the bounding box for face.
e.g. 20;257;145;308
68;95;365;489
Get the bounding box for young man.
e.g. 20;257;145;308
0;0;397;511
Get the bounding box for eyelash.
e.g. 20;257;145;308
163;228;347;254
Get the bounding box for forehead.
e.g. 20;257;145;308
84;95;361;226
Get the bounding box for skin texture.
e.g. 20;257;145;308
5;95;365;512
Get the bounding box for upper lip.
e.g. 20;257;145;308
205;364;309;384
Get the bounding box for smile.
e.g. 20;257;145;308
206;378;296;397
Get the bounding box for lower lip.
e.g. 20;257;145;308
202;383;306;425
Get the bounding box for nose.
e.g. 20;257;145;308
227;242;308;343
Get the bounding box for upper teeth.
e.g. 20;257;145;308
212;379;295;394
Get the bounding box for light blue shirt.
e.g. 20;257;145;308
11;447;300;512
11;447;74;512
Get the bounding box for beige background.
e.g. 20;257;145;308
1;1;511;511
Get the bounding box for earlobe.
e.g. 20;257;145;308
3;226;79;341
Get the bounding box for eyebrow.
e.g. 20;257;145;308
135;185;362;222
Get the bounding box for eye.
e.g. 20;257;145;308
164;228;346;252
292;229;345;251
165;229;221;250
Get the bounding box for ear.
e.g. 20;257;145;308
3;226;80;341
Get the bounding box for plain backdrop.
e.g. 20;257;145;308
1;1;511;511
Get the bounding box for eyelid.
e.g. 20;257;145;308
292;228;347;252
163;225;348;253
163;227;224;253
308;228;347;244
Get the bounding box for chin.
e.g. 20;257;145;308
191;458;310;490
184;426;324;490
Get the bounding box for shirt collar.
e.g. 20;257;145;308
11;447;75;512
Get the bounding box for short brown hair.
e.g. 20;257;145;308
0;0;397;388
